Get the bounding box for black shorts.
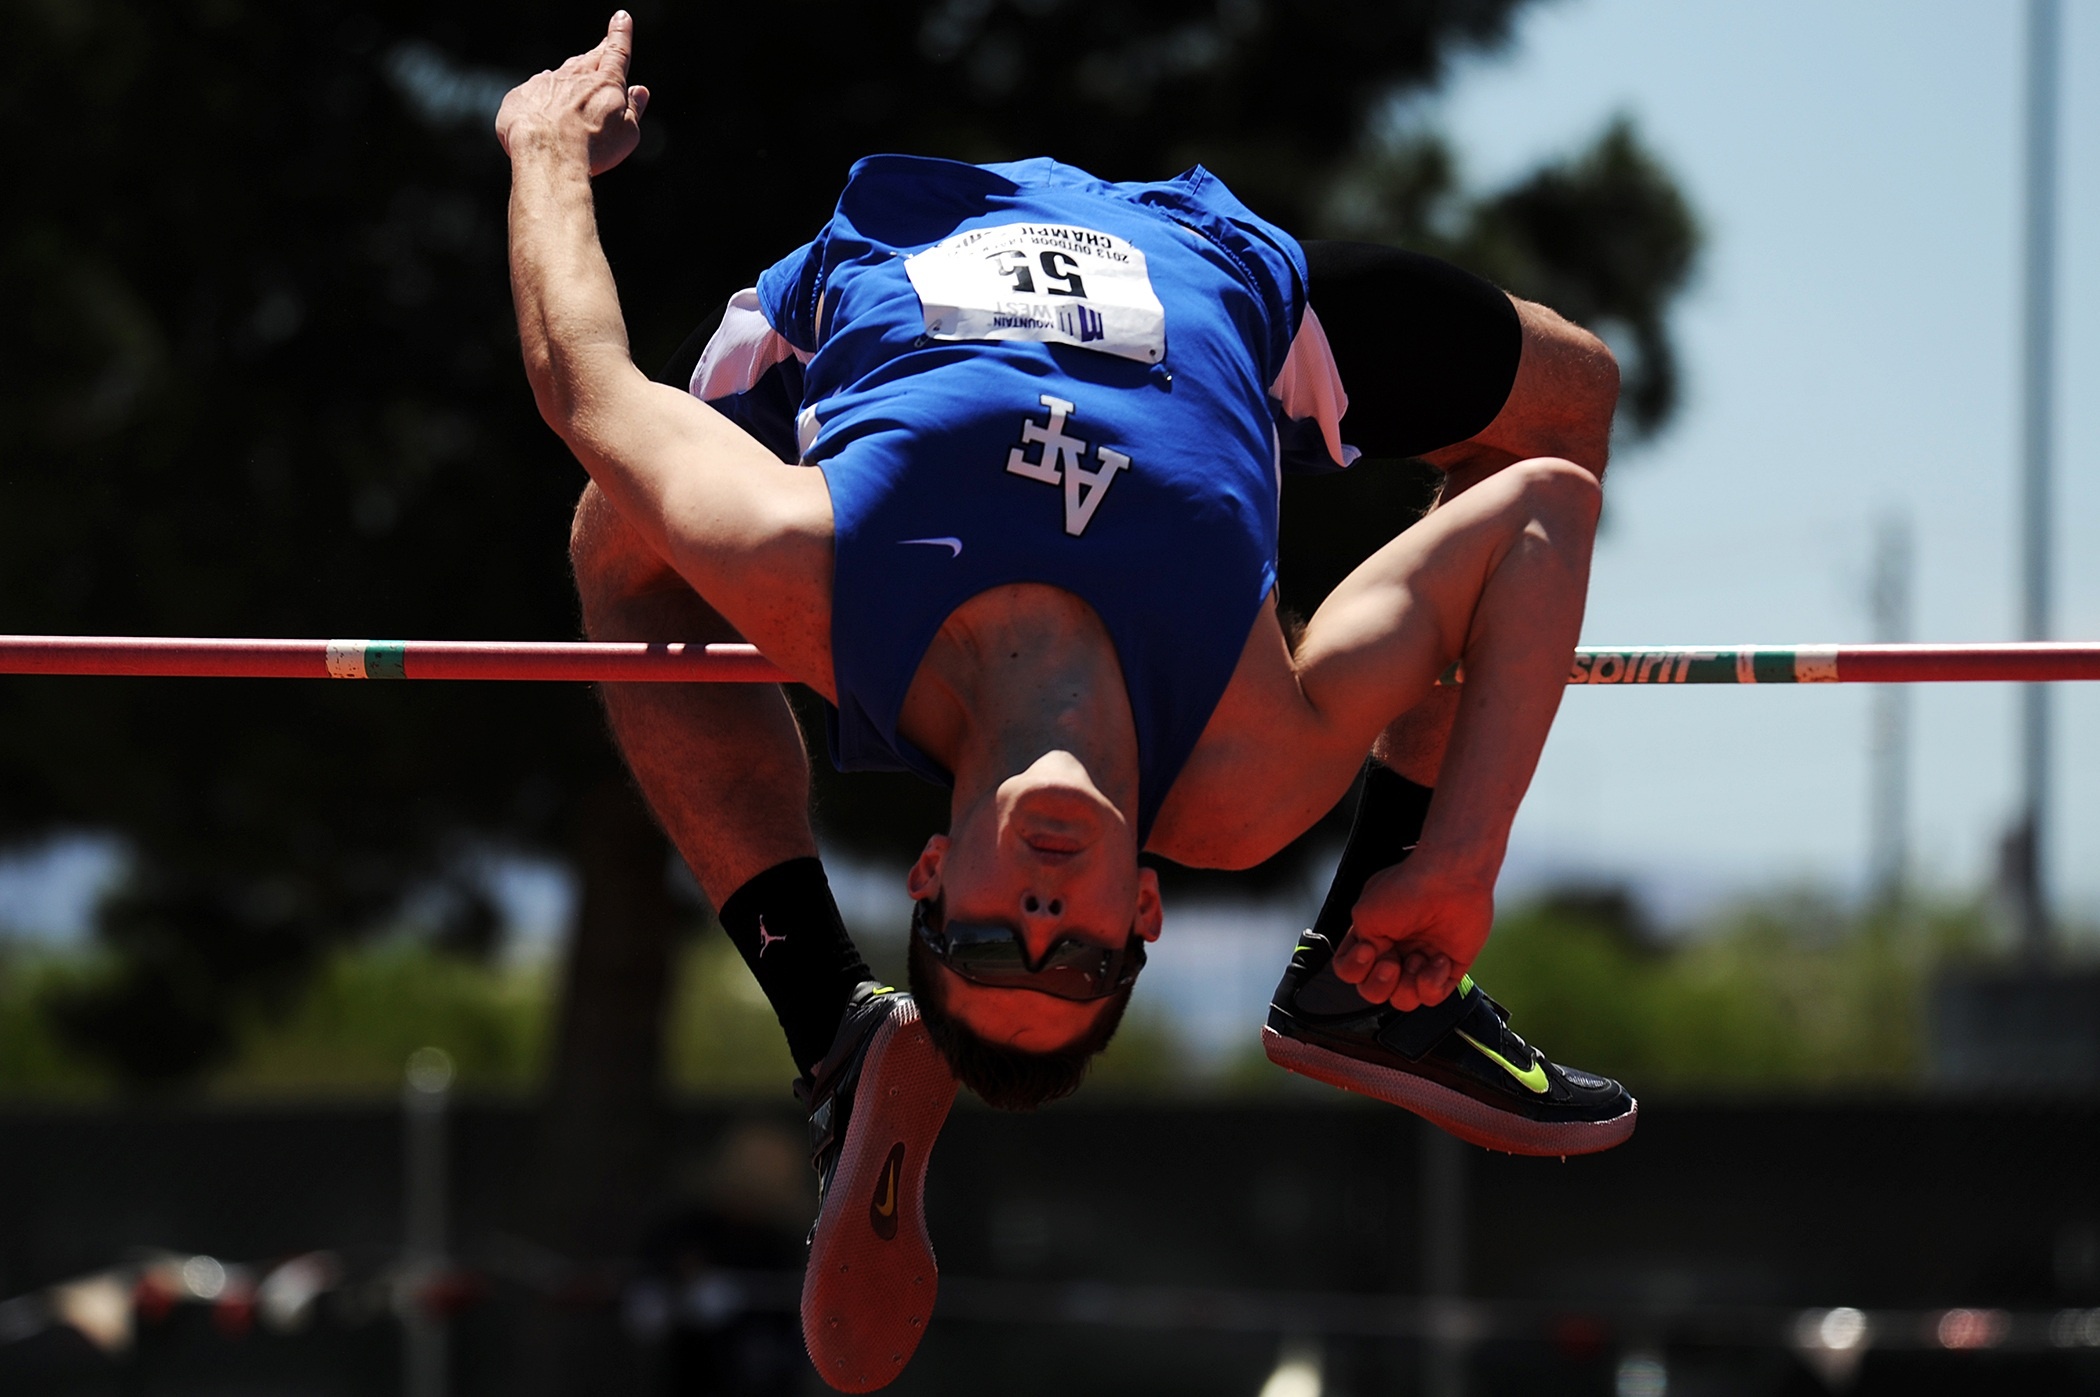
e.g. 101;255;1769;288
1299;239;1521;460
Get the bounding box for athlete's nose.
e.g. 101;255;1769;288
1020;893;1064;919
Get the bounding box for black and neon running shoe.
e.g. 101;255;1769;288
797;983;957;1392
1262;931;1637;1156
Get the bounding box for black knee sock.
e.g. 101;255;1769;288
1309;761;1435;947
717;857;875;1073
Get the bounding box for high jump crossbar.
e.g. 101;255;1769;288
3;636;2100;686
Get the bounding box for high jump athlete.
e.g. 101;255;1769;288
501;15;1631;1391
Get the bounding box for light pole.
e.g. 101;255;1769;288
1869;516;1912;903
402;1046;454;1397
2012;0;2060;963
1420;1123;1468;1397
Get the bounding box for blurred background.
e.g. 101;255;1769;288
2;0;2097;1393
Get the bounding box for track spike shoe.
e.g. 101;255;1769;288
797;983;957;1392
1263;931;1637;1156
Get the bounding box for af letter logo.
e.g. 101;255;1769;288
1004;394;1131;537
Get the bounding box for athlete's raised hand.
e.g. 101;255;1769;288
495;11;650;176
1331;854;1493;1012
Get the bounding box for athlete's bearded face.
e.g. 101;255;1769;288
906;750;1163;1052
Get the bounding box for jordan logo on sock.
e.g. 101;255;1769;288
757;917;788;957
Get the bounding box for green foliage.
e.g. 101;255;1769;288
1466;889;1993;1091
2;930;823;1098
0;948;108;1096
1080;1006;1198;1096
664;937;803;1097
216;941;549;1096
39;876;340;1089
1;888;2005;1100
0;938;550;1098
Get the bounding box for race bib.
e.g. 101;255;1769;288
903;223;1167;365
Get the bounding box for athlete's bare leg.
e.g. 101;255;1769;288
1365;443;1545;788
570;481;817;905
1157;456;1600;1007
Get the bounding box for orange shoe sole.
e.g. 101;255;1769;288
802;999;958;1393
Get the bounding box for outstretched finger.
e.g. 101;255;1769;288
600;10;635;79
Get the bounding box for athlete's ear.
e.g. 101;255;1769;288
906;834;949;902
1133;867;1163;942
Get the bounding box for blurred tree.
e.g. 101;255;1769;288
0;0;612;1082
0;2;1699;1383
1465;888;1990;1090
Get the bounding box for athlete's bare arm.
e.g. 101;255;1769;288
498;14;838;695
1153;298;1617;1010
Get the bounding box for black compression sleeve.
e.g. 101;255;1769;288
1301;240;1523;459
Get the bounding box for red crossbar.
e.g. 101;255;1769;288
1828;643;2100;684
0;636;792;683
2;636;2098;685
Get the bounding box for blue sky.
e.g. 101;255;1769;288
1438;0;2100;922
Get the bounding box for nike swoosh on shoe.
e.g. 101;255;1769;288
1453;1027;1550;1094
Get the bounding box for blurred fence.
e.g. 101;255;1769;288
2;1097;2098;1396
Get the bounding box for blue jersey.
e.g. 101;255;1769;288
748;155;1309;841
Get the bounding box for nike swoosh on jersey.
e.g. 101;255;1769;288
897;536;963;557
1454;1028;1551;1094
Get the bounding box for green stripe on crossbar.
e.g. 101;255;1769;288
1752;650;1796;683
365;642;407;680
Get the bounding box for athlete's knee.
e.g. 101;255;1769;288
569;483;614;579
569;482;656;602
1506;456;1602;533
571;482;742;645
